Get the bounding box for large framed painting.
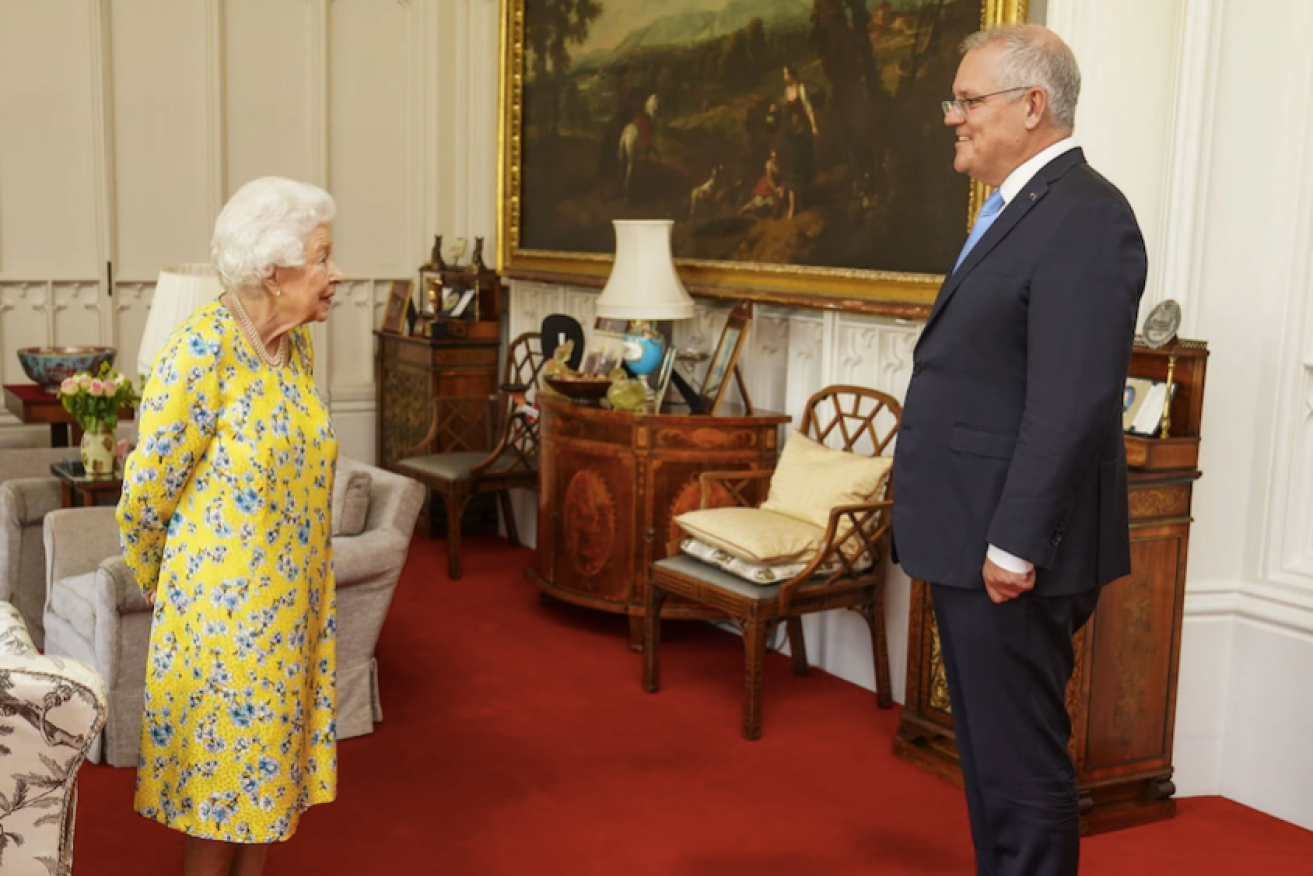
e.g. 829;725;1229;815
497;0;1028;314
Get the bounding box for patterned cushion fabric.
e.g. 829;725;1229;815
679;536;850;585
674;506;824;564
333;468;372;537
761;430;892;529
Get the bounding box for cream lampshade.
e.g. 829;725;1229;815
594;220;695;320
138;264;222;380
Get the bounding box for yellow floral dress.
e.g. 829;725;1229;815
117;299;337;843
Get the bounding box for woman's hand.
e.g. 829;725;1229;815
143;590;156;607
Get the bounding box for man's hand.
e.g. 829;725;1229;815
982;556;1035;604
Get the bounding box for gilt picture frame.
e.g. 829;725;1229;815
497;0;1028;315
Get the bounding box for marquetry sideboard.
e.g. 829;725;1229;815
527;396;791;649
894;338;1209;836
374;328;501;536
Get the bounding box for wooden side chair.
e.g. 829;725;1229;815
395;332;544;579
643;385;902;739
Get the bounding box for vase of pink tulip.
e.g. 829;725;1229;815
58;363;140;477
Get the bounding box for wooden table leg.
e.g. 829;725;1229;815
59;483;73;508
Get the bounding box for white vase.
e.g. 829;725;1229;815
79;424;116;478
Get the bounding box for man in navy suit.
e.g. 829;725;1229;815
892;24;1147;876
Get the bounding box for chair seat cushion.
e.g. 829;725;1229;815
675;507;824;563
679;536;867;586
761;429;892;529
48;571;98;633
399;452;515;482
652;554;784;601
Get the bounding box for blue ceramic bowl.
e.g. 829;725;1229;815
17;346;116;393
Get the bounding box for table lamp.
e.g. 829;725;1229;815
593;220;694;378
138;264;222;381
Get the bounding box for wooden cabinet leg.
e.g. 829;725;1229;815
628;615;644;652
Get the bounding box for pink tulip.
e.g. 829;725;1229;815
60;377;77;395
89;379;106;395
77;374;92;389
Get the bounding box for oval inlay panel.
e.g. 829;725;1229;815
562;470;616;577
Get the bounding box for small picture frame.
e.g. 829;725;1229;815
381;280;413;334
582;316;629;375
698;301;753;415
448;288;478;319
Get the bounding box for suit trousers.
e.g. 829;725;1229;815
930;582;1101;876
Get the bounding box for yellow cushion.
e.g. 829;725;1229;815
674;507;825;564
761;430;892;529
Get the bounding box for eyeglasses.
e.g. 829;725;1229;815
941;86;1033;119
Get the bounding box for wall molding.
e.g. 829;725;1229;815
1151;0;1224;333
1259;0;1313;593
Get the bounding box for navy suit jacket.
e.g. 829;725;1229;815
892;148;1147;595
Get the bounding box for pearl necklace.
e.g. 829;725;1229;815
227;293;287;368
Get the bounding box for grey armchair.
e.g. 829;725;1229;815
42;456;425;766
0;447;79;648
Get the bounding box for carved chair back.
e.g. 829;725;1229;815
798;384;902;499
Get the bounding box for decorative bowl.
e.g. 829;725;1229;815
17;346;117;393
544;374;612;401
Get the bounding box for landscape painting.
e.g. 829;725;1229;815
498;0;1026;309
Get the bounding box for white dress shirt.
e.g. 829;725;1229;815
984;137;1079;576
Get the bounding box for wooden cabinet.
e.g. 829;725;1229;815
527;396;791;648
374;329;501;535
894;338;1209;836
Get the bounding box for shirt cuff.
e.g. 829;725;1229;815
987;544;1034;574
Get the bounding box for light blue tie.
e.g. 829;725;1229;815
953;189;1005;273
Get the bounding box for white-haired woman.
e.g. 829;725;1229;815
118;176;343;876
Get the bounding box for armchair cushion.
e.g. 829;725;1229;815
332;468;372;537
761;430;892;529
675;507;823;563
48;570;98;632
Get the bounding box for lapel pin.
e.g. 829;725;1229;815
1029;192;1037;200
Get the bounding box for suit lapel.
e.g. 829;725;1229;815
921;149;1088;337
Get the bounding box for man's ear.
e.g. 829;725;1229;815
1025;88;1049;131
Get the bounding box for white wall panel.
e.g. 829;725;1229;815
223;0;314;191
0;1;100;279
327;0;412;278
108;0;211;280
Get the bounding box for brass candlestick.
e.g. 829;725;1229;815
1159;354;1177;439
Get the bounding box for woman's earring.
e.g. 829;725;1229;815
274;288;282;297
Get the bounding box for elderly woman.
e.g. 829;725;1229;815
117;176;343;876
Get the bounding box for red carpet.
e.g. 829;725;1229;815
75;535;1313;874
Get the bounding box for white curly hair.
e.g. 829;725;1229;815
211;177;336;295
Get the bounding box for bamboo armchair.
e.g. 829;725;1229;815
395;332;544;579
642;385;901;740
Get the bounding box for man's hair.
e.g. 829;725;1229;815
962;24;1080;130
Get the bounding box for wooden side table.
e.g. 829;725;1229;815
528;396;791;649
4;384;134;448
50;460;123;508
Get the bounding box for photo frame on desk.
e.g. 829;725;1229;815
582;316;629;376
698;301;753;415
380;280;412;334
